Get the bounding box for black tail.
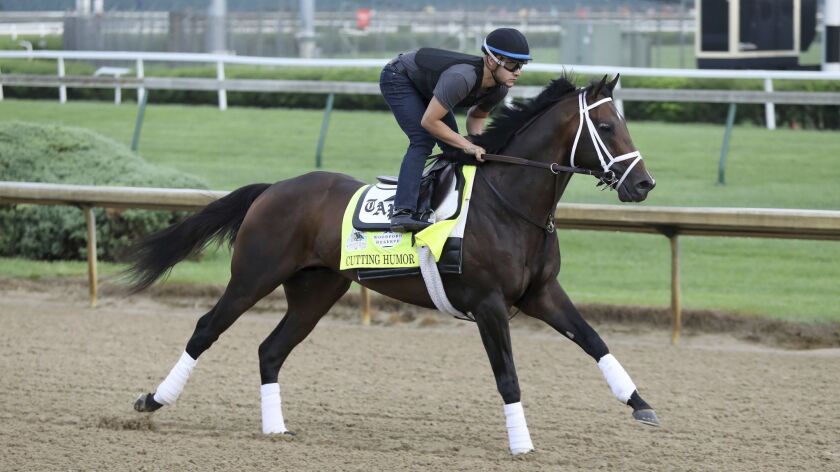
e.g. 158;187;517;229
122;183;271;293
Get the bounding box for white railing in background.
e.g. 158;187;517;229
2;50;840;129
1;181;839;343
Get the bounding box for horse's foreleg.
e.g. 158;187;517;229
517;280;659;427
257;268;351;434
474;296;534;455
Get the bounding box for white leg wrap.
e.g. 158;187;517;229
153;351;197;405
598;353;637;403
504;402;534;455
260;383;288;434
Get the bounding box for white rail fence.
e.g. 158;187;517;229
2;50;840;129
2;181;839;343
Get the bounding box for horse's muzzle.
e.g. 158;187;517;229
618;175;655;202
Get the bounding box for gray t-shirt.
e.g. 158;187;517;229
397;50;508;112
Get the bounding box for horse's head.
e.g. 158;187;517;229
566;75;655;202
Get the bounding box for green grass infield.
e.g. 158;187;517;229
1;99;838;322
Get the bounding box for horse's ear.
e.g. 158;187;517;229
607;74;621;92
589;74;608;99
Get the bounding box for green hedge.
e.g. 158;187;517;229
1;60;838;128
0;35;62;51
0;122;207;261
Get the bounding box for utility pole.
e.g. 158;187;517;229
207;0;227;54
76;0;91;15
298;0;316;58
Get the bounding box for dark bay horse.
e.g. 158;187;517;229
128;74;657;455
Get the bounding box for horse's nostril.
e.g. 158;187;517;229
636;179;655;191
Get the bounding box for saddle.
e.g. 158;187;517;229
341;159;477;281
353;158;462;231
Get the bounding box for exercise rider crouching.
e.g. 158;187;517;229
379;28;531;233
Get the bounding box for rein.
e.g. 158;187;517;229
482;153;616;182
476;166;559;233
476;153;615;234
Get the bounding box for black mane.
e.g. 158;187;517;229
471;74;606;154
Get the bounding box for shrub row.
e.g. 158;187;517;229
0;122;207;261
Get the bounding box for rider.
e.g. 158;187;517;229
379;28;531;232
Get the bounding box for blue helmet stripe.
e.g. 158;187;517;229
485;43;531;61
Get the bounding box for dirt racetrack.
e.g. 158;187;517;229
0;279;838;471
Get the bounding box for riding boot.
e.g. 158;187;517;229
390;208;432;233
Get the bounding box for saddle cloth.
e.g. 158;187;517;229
340;164;476;280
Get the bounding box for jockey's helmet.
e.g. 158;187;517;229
482;28;531;62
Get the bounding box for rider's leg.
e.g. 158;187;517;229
380;68;458;231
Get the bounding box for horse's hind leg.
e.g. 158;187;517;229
134;252;291;413
257;267;351;434
516;280;660;427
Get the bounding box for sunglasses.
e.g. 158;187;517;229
490;54;527;72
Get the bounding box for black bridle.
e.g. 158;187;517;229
476;153;617;234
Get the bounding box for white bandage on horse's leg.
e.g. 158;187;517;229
598;353;637;403
260;383;288;434
504;402;534;455
153;351;197;405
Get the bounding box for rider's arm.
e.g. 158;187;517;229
466;106;491;136
421;98;485;159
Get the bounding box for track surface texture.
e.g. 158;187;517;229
0;280;838;471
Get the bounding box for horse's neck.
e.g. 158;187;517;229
480;122;574;220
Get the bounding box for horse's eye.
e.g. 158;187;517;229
598;123;612;133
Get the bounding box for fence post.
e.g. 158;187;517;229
0;66;4;101
136;58;145;104
315;93;335;168
361;286;371;326
216;60;227;111
83;206;98;307
717;103;737;185
131;88;149;152
764;78;776;130
669;232;681;345
58;57;67;103
114;75;122;105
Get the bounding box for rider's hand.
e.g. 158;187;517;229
463;145;487;162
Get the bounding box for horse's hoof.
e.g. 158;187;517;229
632;408;660;427
134;393;163;413
510;447;534;456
